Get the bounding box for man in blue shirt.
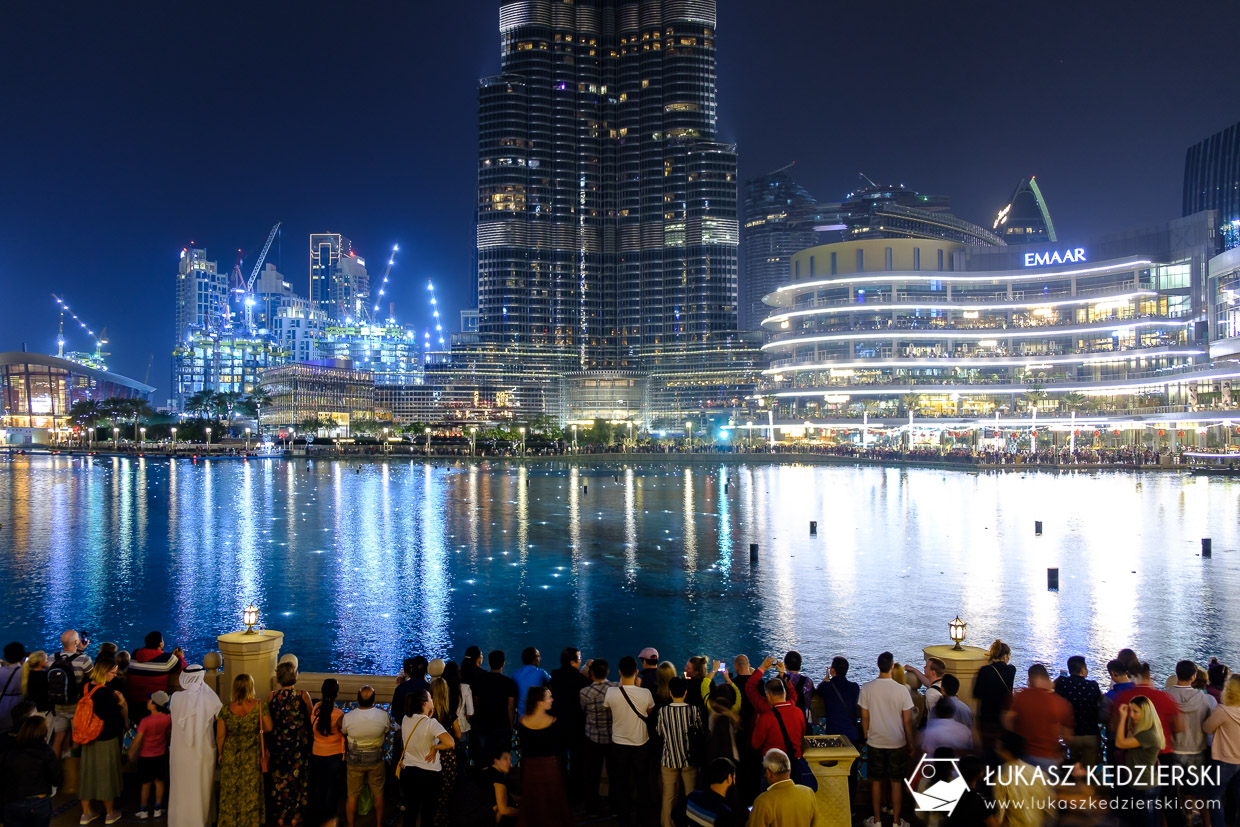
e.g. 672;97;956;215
511;647;550;713
816;656;861;804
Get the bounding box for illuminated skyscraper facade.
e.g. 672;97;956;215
1184;121;1240;249
477;0;739;370
309;233;370;323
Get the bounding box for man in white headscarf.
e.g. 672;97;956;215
168;665;222;827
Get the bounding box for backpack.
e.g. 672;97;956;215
47;654;81;707
72;684;106;745
789;673;814;719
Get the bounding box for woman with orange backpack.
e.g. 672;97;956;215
75;654;128;825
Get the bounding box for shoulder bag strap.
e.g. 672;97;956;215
771;704;798;755
0;667;19;698
258;700;267;763
619;686;647;722
400;716;425;760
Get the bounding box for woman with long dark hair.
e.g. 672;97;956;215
514;686;571;827
430;677;463;827
440;662;473;763
310;678;345;827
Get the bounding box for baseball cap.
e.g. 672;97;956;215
639;647;658;660
150;690;170;706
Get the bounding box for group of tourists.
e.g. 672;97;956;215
2;631;1239;827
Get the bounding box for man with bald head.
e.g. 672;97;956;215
49;629;93;758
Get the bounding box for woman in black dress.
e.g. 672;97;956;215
514;686;571;826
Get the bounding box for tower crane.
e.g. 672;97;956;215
371;243;399;322
52;294;109;366
242;222;282;334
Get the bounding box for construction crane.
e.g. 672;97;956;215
371;243;399;321
242;222;282;333
52;294;109;367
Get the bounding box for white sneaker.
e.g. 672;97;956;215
153;807;164;818
136;812;150;820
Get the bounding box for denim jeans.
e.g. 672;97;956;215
4;797;53;827
1208;760;1240;827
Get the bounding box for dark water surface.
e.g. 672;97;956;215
1;454;1237;677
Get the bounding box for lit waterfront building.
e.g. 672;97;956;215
171;331;286;410
259;359;375;435
753;212;1234;443
315;321;423;386
1;351;153;444
993;177;1057;245
839;181;1004;247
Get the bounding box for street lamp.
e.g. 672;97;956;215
949;616;967;651
685;421;693;452
112;427;119;451
571;424;578;453
626;421;634;452
425;426;431;457
245;427;251;452
519;426;526;457
205;427;212;449
170;427;177;454
242;604;259;635
746;420;754;451
140;427;146;449
469;426;477;457
383;427;389;453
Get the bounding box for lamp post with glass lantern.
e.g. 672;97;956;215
170;427;177;455
112;427;119;452
519;426;526;457
626;421;634;452
425;426;431;457
139;427;146;450
949;616;967;650
572;424;578;453
205;427;212;450
245;427;251;453
243;604;259;634
685;421;693;452
469;426;477;457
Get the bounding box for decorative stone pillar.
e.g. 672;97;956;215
923;644;989;715
217;629;284;700
803;735;859;827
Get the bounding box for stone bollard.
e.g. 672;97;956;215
1048;568;1059;590
217;629;285;699
802;734;859;827
1202;538;1212;558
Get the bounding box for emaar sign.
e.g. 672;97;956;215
1024;248;1086;267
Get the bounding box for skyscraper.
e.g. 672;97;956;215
174;247;227;344
992;176;1057;245
1184;121;1240;249
741;164;832;330
477;0;739;370
309;233;370;323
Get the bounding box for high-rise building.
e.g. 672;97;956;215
309;233;370;322
174;247;228;344
741;164;834;330
477;0;739;369
992;177;1057;245
1184;121;1240;249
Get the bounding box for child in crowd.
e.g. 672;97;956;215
128;690;172;819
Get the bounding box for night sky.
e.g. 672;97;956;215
3;2;1237;401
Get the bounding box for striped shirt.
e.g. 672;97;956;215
580;681;612;745
655;702;702;769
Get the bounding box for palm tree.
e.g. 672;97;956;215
243;386;273;433
1060;391;1089;414
68;399;105;447
216;391;243;421
1023;383;1047;412
900;393;922;416
185;390;217;420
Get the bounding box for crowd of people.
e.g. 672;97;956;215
1;631;1239;827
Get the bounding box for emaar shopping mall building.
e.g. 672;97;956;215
750;210;1240;449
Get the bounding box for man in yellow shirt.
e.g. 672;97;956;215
748;749;817;826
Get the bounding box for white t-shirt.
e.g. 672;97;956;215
401;714;449;772
859;676;914;749
605;684;654;746
340;706;391;764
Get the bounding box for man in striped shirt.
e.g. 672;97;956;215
656;677;703;827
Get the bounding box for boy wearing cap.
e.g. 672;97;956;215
638;648;660;690
129;690;172;819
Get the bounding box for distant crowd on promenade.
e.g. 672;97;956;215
2;631;1239;827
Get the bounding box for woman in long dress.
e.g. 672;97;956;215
514;686;572;827
216;673;273;827
268;662;313;826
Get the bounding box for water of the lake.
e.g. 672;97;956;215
1;454;1236;679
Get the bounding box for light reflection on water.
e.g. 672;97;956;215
1;455;1238;677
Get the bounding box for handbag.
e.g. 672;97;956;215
772;705;818;792
257;702;269;774
394;717;424;780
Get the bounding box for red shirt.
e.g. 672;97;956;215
1008;687;1073;759
1115;686;1180;755
744;672;805;758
